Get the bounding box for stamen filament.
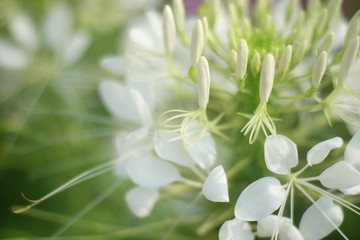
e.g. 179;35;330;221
295;183;349;240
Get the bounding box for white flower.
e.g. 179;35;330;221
0;2;91;108
232;134;359;239
99;79;228;217
0;2;90;70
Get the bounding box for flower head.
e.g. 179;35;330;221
231;133;360;239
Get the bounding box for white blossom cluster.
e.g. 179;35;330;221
4;0;360;239
96;0;360;239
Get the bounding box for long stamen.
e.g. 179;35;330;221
241;103;276;144
13;147;149;214
271;180;293;240
295;183;349;240
298;180;360;214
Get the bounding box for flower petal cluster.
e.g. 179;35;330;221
98;5;230;215
9;0;360;238
225;132;360;239
0;2;90;70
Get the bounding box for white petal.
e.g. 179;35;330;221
114;165;128;179
319;161;360;189
114;160;128;179
188;131;216;169
344;130;360;170
125;47;167;82
264;135;298;174
257;215;291;237
44;2;72;55
278;222;304;240
125;153;181;188
116;128;149;154
100;56;124;76
330;17;348;51
127;11;163;52
219;218;255;240
61;31;91;66
153;131;194;168
114;131;130;154
98;80;139;123
130;89;153;128
9;13;38;51
234;177;286;221
125;187;159;218
202;166;229;202
307;137;343;166
184;121;216;169
341;184;360;195
0;39;28;70
299;196;343;240
126;79;155;111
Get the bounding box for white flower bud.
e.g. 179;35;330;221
229;2;238;25
191;20;204;66
197;56;211;109
201;16;209;41
293;11;305;30
286;0;299;23
326;0;342;24
318;32;334;54
339;36;359;84
243;18;252;34
229;28;237;50
236;39;248;79
345;10;360;46
273;47;280;60
259;54;275;104
236;0;249;17
292;40;307;66
172;0;185;33
250;52;261;75
314;9;328;37
308;0;320;16
312;51;327;87
278;45;292;76
163;5;176;55
254;0;269;26
230;50;237;72
208;0;221;27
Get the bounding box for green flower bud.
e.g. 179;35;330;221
312;51;327;87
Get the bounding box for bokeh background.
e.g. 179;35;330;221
1;0;360;239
